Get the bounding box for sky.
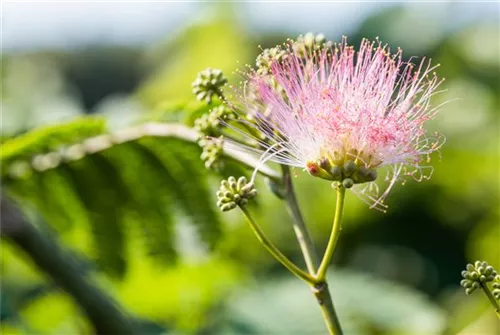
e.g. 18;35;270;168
2;1;499;52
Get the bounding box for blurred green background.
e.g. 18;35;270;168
1;2;499;334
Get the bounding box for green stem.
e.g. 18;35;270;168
239;206;315;285
313;282;344;335
278;167;344;335
281;165;319;274
317;186;346;282
5;123;281;183
480;283;500;318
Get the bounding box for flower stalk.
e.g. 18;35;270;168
317;185;346;281
279;167;345;335
312;281;343;335
281;165;319;274
480;283;500;318
239;206;316;285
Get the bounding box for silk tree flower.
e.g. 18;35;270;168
230;37;445;211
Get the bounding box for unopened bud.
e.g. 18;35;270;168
460;260;498;296
192;68;227;103
256;47;288;75
199;136;224;170
342;178;354;189
216;176;257;211
343;160;356;176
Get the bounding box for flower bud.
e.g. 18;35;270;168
460;261;499;296
293;32;332;57
216;176;257;211
199;136;224;170
256;47;288;75
192;68;227;103
343;160;356;176
342;178;354;189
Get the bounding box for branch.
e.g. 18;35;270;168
281;165;319;274
6;122;280;181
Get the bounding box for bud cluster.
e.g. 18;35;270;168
306;158;377;189
460;261;498;295
193;104;237;170
192;68;227;103
194;105;236;138
256;47;288;75
293;32;331;57
216;176;257;211
199;136;224;170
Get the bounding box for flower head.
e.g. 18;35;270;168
232;36;445;210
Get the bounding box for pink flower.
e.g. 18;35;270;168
234;37;445;210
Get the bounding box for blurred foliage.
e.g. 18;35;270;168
219;269;446;335
137;6;252;110
1;2;499;335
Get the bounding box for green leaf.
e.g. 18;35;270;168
63;154;128;276
101;142;177;263
2;119;227;275
1;117;106;172
137;138;222;249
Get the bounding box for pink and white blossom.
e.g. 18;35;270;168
232;37;445;210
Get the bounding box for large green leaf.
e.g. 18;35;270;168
138;137;221;248
1;117;106;170
1;118;225;276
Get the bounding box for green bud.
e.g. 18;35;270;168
216;176;257;212
198;136;224;170
460;260;499;296
309;156;379;186
192;68;227;104
241;183;255;194
465;288;474;295
366;169;378;182
256;47;288;75
247;189;258;198
464;281;473;289
342;178;354;189
221;203;237;212
343;160;356;176
330;165;342;180
237;176;247;191
293;32;332;57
